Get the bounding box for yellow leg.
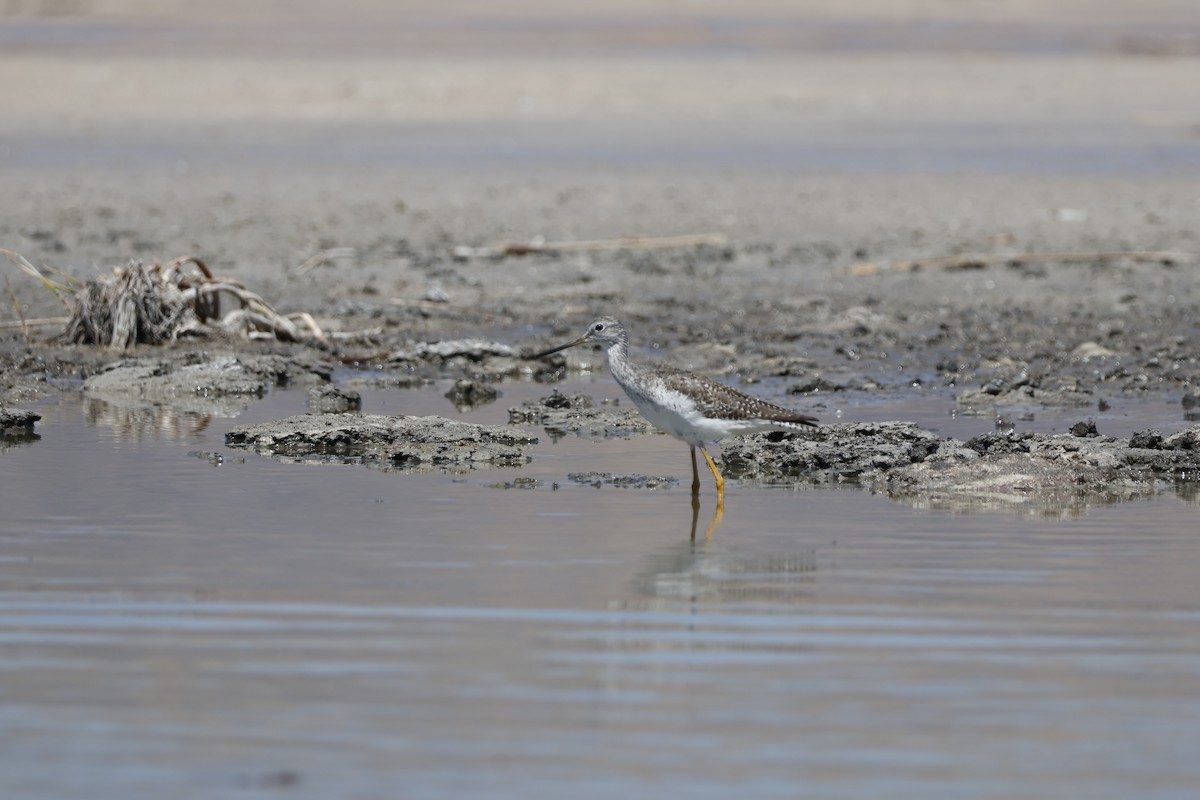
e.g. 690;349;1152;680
689;446;701;496
699;446;725;502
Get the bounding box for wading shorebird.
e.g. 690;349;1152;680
530;317;818;505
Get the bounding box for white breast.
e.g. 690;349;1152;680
625;386;706;444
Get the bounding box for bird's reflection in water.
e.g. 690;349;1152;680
689;495;724;541
635;536;818;605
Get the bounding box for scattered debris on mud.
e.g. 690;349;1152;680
489;477;544;490
225;413;538;471
567;472;679;489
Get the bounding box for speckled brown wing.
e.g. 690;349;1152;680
655;366;818;425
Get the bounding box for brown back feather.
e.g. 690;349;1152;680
655;366;818;425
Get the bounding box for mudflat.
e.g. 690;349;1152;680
2;5;1200;797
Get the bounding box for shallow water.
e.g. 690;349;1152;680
2;383;1199;799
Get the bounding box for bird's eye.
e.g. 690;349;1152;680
593;323;603;332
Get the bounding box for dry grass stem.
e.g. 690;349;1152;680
0;317;70;330
844;251;1199;276
295;247;357;275
4;275;29;343
1;247;75;309
452;233;728;260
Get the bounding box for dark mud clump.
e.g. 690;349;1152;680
1184;388;1200;421
722;422;955;482
225;413;538;471
444;378;499;411
1;406;40;445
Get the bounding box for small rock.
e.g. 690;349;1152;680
966;431;1032;456
444;378;499;410
1071;342;1117;361
980;378;1009;396
1129;429;1164;450
1069;420;1099;438
541;389;591;410
422;285;450;303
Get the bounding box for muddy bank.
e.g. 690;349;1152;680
509;389;1200;510
0;406;40;448
724;421;1200;513
210;379;1200;512
225;413;537;472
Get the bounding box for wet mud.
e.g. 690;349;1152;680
5;330;1198;511
724;421;1200;513
4;230;1200;513
225;413;537;471
0;406;40;445
508;389;655;440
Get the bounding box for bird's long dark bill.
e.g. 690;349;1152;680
529;335;589;359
